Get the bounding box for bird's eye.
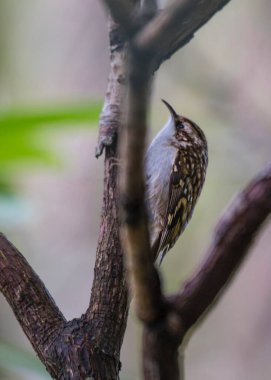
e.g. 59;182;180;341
175;120;184;129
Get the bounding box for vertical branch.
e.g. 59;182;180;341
96;18;128;158
119;49;183;380
120;50;164;324
143;327;182;380
87;18;129;360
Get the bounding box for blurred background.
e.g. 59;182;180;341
0;0;271;379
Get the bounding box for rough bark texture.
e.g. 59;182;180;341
96;18;128;158
87;148;128;361
0;234;65;364
1;1;271;380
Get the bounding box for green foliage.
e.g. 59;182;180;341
0;102;101;193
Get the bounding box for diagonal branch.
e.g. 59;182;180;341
0;233;65;360
135;0;232;69
173;164;271;330
141;164;271;380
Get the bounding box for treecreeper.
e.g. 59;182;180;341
145;99;208;263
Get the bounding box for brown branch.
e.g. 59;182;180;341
142;327;183;380
88;15;132;365
135;0;232;69
96;17;128;158
141;165;271;380
99;0;139;37
0;233;65;363
172;163;271;331
0;12;131;380
100;0;163;329
86;149;129;359
120;51;164;325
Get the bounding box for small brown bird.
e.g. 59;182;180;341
145;100;208;263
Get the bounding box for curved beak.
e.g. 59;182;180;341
161;99;178;120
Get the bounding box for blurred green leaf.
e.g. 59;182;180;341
0;101;101;194
0;341;50;378
0;102;101;131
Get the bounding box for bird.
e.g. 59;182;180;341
145;99;208;264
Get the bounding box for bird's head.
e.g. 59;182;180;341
162;99;207;150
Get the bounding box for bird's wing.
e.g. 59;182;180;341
157;149;193;263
